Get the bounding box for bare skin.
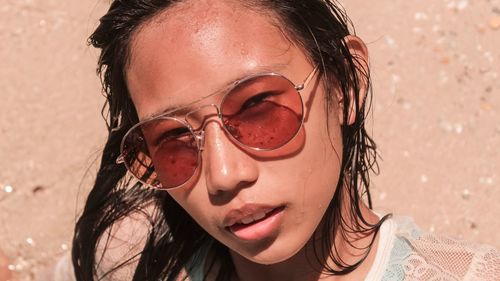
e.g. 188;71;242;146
126;1;381;280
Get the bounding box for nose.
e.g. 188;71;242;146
202;121;259;197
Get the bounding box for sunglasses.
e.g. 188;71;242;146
116;66;318;189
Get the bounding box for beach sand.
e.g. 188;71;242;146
0;0;498;280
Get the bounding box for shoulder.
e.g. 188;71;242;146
51;210;151;281
381;216;500;281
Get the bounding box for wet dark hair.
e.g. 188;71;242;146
72;0;389;280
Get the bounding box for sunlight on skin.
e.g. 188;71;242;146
126;1;380;280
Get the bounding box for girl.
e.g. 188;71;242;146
72;0;499;280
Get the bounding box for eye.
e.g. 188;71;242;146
154;126;192;146
239;92;274;112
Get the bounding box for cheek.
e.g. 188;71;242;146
292;134;341;221
302;102;343;181
166;188;216;231
293;97;343;216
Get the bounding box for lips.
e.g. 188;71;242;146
223;204;277;227
224;205;285;241
237;210;268;225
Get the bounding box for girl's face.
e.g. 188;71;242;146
126;1;343;264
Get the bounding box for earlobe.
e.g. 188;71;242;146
338;35;370;126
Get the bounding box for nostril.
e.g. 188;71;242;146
213;178;255;196
235;180;257;191
208;180;257;206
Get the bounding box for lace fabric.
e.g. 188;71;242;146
379;217;500;281
54;215;499;280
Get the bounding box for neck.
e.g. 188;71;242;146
230;197;381;281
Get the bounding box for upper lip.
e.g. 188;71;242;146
223;204;278;227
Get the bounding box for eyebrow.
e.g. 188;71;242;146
141;63;288;121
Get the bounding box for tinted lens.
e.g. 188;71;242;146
221;75;303;150
122;118;199;189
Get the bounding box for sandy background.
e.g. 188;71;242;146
0;0;498;280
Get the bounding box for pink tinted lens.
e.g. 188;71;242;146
151;137;198;188
221;75;303;149
124;118;199;189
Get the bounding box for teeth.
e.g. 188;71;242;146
241;217;254;224
253;211;266;221
238;211;268;225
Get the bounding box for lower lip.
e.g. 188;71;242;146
228;206;285;241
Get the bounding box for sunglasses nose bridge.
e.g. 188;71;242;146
186;104;222;152
194;130;206;152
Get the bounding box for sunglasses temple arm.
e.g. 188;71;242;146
297;66;319;91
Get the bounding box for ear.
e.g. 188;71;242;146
338;35;369;125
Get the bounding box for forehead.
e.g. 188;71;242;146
126;0;307;120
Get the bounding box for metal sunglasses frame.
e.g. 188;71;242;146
116;66;319;189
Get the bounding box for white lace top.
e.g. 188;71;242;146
54;215;500;280
365;216;500;281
